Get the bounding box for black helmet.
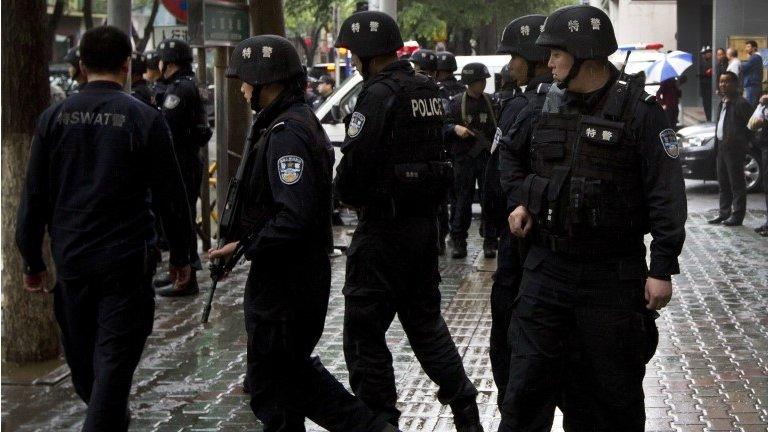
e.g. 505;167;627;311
498;14;549;62
157;38;193;64
436;51;457;72
131;52;147;75
63;46;80;68
536;5;617;60
411;49;437;71
335;11;403;59
226;35;305;86
460;62;490;85
145;50;160;71
500;64;513;84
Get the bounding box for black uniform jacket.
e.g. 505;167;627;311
16;80;192;279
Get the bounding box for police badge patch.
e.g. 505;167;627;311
347;112;365;138
277;155;304;185
659;128;679;158
163;94;181;109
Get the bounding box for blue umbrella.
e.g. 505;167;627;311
645;50;693;83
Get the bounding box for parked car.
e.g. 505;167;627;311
678;122;763;192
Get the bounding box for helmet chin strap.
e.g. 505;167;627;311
250;84;264;111
559;58;584;89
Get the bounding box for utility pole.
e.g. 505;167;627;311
370;0;396;19
107;0;132;89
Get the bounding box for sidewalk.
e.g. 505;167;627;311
2;211;768;431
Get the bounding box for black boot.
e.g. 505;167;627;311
451;239;467;259
722;217;743;226
152;274;172;288
157;272;200;297
483;238;497;258
707;215;728;224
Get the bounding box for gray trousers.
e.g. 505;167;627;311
716;145;747;222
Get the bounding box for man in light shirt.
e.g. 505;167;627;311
726;48;741;77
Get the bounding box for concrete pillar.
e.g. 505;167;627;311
107;0;132;89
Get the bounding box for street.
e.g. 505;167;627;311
2;183;767;432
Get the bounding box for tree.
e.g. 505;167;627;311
398;0;577;54
250;0;285;36
2;0;60;363
131;0;160;52
284;0;335;66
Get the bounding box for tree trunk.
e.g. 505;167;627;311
2;0;60;363
136;0;160;52
83;0;94;29
249;0;285;36
306;26;323;67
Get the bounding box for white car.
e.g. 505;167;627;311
314;55;512;172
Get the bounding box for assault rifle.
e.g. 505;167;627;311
201;123;258;324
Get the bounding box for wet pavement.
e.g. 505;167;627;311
2;186;768;432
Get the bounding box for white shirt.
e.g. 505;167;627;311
727;58;741;76
717;102;727;140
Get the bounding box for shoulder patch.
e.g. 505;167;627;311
277;155;304;185
347;112;366;138
659;128;679;158
163;94;181;109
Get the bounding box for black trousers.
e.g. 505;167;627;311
499;246;658;432
343;217;478;425
481;149;506;242
716;146;747;222
489;228;528;407
53;255;154;432
244;245;386;432
700;85;712;122
180;152;204;270
450;151;490;243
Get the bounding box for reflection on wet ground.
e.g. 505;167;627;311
2;209;767;431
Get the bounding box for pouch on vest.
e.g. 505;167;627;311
521;174;550;217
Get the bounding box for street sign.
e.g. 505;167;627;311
187;0;250;47
153;26;189;46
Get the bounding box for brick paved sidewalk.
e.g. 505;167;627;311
2;211;768;432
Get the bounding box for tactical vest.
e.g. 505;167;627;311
241;105;333;247
525;74;651;255
373;70;452;212
172;75;212;148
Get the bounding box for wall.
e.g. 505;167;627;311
611;0;678;50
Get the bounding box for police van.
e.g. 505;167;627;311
315;54;510;172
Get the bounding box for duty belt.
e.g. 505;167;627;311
359;201;438;220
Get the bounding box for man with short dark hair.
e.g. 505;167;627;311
709;71;754;226
742;40;764;105
698;46;714;121
16;25;192;432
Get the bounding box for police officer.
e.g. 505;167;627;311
63;45;87;94
334;11;482;431
410;48;438;79
144;50;166;104
208;35;395;432
484;14;552;407
435;51;465;254
155;38;212;296
131;52;156;107
436;51;466;103
498;5;687;430
491;64;517;114
444;62;497;259
312;74;336;109
16;26;192;432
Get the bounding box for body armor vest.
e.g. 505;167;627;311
375;70;452;210
526;74;650;255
